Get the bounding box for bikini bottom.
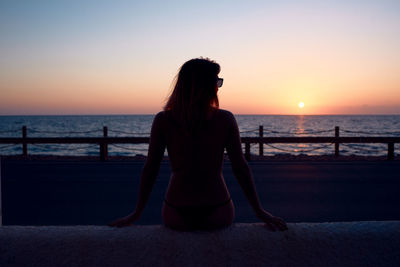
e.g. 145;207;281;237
164;197;232;229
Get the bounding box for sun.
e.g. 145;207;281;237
298;102;305;108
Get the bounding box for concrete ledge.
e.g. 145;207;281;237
1;221;399;267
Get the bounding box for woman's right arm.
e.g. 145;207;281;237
225;112;288;231
109;112;166;227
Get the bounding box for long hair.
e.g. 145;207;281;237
164;58;220;133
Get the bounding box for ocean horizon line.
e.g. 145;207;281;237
1;113;400;117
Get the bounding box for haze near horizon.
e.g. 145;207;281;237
1;0;399;115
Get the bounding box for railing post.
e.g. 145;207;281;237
100;126;108;161
388;143;394;161
335;126;339;157
22;126;27;157
103;126;108;159
259;125;263;156
245;142;251;161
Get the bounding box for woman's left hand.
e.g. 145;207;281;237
108;212;139;227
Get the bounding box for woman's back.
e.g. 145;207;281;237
159;108;237;206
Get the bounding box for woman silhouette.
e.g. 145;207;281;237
109;58;288;231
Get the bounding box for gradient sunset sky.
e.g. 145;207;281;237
1;0;399;115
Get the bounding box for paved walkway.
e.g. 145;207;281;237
1;159;400;225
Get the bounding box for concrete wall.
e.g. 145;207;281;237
1;221;399;267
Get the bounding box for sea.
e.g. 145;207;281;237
0;115;399;157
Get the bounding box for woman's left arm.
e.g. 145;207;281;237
109;112;166;227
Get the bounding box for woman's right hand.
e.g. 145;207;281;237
257;210;288;231
108;212;140;228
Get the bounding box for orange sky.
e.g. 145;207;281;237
1;1;399;115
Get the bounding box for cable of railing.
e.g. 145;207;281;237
239;128;259;134
342;129;400;135
295;129;335;134
340;143;384;152
248;141;392;155
264;143;335;153
0;144;19;150
109;144;148;151
264;129;334;135
0;129;20;134
108;129;151;136
29;129;102;135
30;144;98;152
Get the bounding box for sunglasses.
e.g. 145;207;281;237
217;78;224;87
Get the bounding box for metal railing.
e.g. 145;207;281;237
0;126;399;160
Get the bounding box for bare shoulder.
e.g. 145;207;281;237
155;110;166;118
153;111;167;123
215;109;234;119
215;109;236;125
151;111;167;131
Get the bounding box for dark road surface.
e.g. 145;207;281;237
1;158;399;225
